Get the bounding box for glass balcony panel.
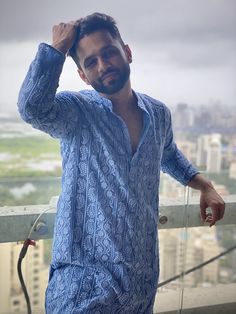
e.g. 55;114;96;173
0;177;61;207
0;173;235;313
179;175;236;313
154;173;188;313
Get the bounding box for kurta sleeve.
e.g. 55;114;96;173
161;107;199;185
17;43;81;139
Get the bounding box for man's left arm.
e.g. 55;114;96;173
161;106;225;226
187;173;225;227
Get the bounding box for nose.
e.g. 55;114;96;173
97;56;110;74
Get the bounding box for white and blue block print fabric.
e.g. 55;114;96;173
18;43;198;313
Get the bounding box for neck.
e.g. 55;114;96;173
100;80;137;112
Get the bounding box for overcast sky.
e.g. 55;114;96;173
0;0;235;117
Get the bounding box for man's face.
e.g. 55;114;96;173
76;30;132;95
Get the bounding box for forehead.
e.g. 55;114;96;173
77;30;123;61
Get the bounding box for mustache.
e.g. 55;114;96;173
100;68;119;81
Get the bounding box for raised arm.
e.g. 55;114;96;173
17;21;81;138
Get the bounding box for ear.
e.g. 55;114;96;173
77;68;90;85
124;44;132;64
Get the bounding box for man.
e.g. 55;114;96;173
18;13;225;314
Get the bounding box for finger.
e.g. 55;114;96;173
205;213;212;223
58;22;67;27
211;202;225;225
219;202;225;219
200;204;207;222
209;205;221;227
209;210;217;227
67;20;80;27
200;210;206;222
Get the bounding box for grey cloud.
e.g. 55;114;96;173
1;0;235;44
1;0;235;70
139;39;236;69
129;1;236;45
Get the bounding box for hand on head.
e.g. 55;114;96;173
52;20;80;55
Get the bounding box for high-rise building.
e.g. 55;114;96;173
196;135;210;169
196;134;222;173
0;240;49;314
160;173;186;200
159;230;178;283
176;140;197;165
229;161;236;179
201;231;220;284
158;226;221;290
173;103;195;130
207;134;222;173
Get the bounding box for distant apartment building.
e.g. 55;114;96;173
0;240;49;314
159;230;178;282
159;227;221;288
196;134;222;173
176;140;196;165
201;232;220;285
160;173;186;200
196;135;210;170
206;135;222;173
229;161;236;179
173;103;195;130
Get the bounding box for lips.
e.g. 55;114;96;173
101;70;118;81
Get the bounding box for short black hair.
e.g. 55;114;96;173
68;12;125;67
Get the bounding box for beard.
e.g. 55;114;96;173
90;62;130;95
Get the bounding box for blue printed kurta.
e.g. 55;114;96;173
18;43;198;314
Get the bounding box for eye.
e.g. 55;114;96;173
84;58;97;69
103;48;118;59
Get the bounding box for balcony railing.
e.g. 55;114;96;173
0;194;236;314
1;195;236;242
